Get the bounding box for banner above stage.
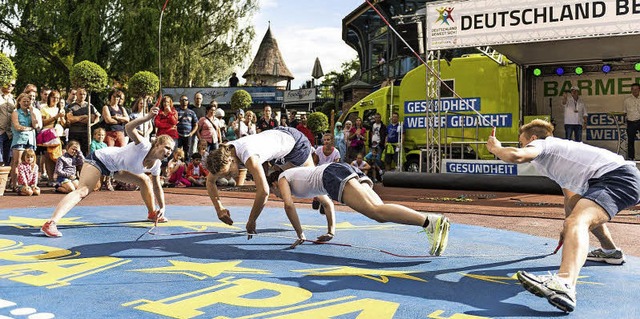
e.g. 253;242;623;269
426;0;640;50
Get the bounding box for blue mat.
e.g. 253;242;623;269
0;205;638;318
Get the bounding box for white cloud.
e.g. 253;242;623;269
270;26;356;88
240;0;360;88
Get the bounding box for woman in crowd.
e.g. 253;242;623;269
102;89;129;147
347;117;367;163
244;110;257;136
129;97;152;140
197;103;222;151
334;121;346;163
10;93;40;190
154;95;179;144
39;90;66;182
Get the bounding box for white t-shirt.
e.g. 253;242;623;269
315;146;340;165
624;95;640;122
95;139;161;176
529;136;630;194
278;164;329;198
351;160;368;170
229;129;296;165
562;96;587;125
371;122;382;144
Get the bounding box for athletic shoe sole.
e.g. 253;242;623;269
435;218;450;256
586;256;625;265
428;216;445;255
516;271;575;313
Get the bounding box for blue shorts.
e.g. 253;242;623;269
84;152;113;176
271;127;313;167
11;143;35;151
322;162;372;203
582;164;640;219
56;176;76;185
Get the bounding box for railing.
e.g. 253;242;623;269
448;141;520;160
443;111;480;159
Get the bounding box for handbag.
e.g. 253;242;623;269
36;128;59;146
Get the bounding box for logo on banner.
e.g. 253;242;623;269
436;7;455;25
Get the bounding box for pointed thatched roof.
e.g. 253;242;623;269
243;26;294;85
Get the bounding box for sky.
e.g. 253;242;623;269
243;0;363;89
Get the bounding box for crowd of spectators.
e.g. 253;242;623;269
0;84;400;195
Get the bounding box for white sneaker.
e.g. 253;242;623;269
423;214;450;256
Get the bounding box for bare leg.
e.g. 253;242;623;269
558;199;611;286
341;179;426;226
10;149;23;188
50;164;101;223
44;156;56;183
564;189;617;250
590;224;617;249
113;171;155;213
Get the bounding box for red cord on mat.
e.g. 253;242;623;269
553;240;563;254
145;226;435;258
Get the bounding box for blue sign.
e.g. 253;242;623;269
586;128;620;140
587;113;625;126
404;98;481;114
445;162;518;175
404;113;512;129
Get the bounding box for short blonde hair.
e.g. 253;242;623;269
245;110;256;123
520;119;553;139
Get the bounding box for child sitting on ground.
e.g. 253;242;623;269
364;143;384;182
350;153;371;177
55;140;84;194
16;149;40;196
186;153;209;186
90;128;113;191
166;148;191;187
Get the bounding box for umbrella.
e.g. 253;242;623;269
311;57;324;79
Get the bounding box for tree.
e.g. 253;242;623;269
307;112;329;134
0;53;17;87
230;89;252;111
319;58;359;99
0;0;258;90
128;71;160;98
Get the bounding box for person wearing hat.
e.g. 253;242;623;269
334;121;346;162
561;86;588;142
